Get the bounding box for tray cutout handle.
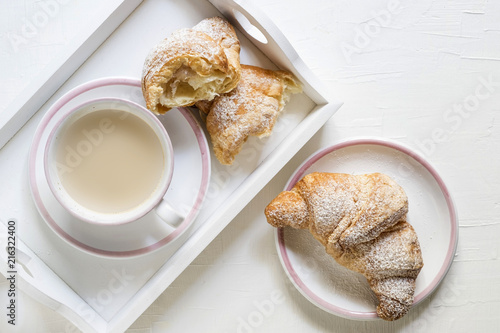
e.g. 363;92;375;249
232;9;268;44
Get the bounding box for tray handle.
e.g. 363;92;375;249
0;219;106;333
209;0;331;105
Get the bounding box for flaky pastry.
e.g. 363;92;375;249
198;64;301;165
265;172;424;321
141;17;241;114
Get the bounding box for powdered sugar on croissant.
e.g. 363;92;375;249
265;172;423;321
141;17;241;114
199;64;302;165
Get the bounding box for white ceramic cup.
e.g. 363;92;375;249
44;97;184;227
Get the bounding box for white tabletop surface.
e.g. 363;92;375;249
1;0;499;332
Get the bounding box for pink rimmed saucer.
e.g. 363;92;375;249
28;77;211;258
274;138;458;320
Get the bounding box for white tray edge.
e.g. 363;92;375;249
0;0;144;150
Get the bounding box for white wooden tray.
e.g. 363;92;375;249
0;0;342;332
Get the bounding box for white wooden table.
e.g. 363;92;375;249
1;0;499;332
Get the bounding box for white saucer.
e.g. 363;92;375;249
28;77;211;258
275;138;458;320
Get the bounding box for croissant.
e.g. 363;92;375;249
141;17;241;114
265;172;423;321
197;64;301;165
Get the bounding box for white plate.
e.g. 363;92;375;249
28;77;211;258
275;138;458;320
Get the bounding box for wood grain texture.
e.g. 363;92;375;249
1;0;499;332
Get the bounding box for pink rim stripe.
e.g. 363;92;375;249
277;138;458;320
28;77;210;257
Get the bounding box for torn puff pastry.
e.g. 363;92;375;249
141;17;241;114
199;64;302;165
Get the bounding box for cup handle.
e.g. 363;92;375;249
155;199;185;229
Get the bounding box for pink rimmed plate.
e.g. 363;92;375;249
274;138;458;320
28;77;211;258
